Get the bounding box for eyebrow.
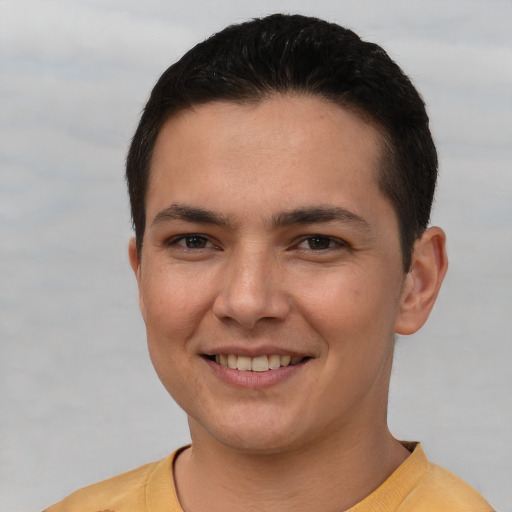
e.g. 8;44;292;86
152;203;231;227
151;203;370;232
271;206;371;231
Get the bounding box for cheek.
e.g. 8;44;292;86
140;271;206;399
141;266;213;336
294;266;401;344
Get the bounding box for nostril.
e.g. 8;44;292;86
212;283;291;329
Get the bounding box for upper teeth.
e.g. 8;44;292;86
214;354;304;372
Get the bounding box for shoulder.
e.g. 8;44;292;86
43;453;176;512
400;446;494;512
355;443;494;512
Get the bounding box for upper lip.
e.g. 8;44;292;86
200;345;312;358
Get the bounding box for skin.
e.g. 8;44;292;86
129;95;447;512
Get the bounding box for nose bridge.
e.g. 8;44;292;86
213;241;288;328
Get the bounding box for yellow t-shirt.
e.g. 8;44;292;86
44;443;494;512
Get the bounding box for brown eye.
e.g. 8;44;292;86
187;236;208;248
308;236;332;250
298;235;337;250
174;235;211;249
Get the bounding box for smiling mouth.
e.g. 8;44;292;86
204;354;308;372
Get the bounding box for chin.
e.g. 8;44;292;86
189;411;307;456
219;432;300;456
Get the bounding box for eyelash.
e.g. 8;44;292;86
167;234;215;250
295;235;349;252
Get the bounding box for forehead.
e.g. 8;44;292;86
147;95;387;220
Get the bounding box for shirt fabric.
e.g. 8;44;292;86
44;443;494;512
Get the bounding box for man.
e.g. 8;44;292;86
45;14;493;511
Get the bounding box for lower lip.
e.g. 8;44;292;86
203;357;308;389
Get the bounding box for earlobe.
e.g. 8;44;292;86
128;237;147;320
395;227;448;335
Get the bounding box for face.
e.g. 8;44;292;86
131;95;412;454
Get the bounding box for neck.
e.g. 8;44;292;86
174;421;410;512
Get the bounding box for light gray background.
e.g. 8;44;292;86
1;1;511;511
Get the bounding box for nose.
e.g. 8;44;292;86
212;248;290;329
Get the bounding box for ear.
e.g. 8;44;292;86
128;237;147;321
395;227;448;335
